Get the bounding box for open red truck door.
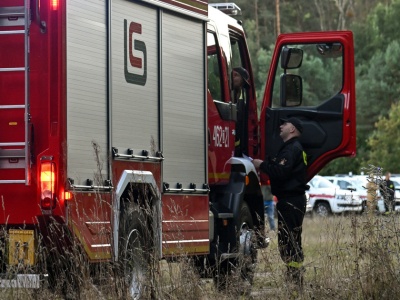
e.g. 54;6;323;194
260;31;356;181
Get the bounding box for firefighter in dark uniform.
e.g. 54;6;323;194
252;117;308;285
231;67;250;157
380;171;395;214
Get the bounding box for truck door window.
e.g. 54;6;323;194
230;37;248;87
271;42;343;108
229;36;251;156
207;32;222;101
230;39;243;71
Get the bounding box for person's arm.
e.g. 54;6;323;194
390;181;395;198
254;147;299;180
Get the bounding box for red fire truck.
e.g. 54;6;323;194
0;0;355;297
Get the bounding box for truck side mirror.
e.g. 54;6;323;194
280;74;302;107
281;47;303;69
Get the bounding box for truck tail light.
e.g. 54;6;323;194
51;0;59;10
64;191;72;200
40;162;56;210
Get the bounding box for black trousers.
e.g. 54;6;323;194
276;194;306;264
384;197;395;212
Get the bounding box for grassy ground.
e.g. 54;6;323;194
2;213;400;299
252;213;400;299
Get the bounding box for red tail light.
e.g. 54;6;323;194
40;162;56;210
51;0;59;10
64;191;72;200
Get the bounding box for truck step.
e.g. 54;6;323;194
0;67;26;72
0;6;25;27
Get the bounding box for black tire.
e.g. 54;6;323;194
44;226;86;299
238;201;254;229
314;202;331;217
46;253;83;299
119;201;151;300
237;202;256;285
361;200;368;213
192;255;213;278
213;202;256;295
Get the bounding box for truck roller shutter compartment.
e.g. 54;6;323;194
161;11;206;190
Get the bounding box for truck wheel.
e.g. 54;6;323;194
192;255;213;278
119;202;151;299
237;202;256;285
213;202;256;295
314;202;331;217
361;200;368;213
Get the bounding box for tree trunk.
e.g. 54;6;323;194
314;0;326;31
275;0;280;36
334;0;349;30
255;0;260;48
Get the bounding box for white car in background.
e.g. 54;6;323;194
308;175;363;217
305;191;312;215
325;175;368;211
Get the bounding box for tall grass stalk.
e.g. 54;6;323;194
3;213;400;299
3;163;399;299
254;214;400;299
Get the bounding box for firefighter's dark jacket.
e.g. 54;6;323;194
259;137;307;198
380;179;395;200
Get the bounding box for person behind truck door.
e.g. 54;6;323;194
380;171;395;214
232;66;250;103
260;174;276;232
232;67;250;157
252;117;308;286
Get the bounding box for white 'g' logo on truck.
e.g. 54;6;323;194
124;19;147;86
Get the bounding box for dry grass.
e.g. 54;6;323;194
2;212;400;299
254;213;400;299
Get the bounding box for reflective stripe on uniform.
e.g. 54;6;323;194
287;261;303;268
302;151;307;165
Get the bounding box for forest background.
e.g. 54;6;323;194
209;0;400;176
